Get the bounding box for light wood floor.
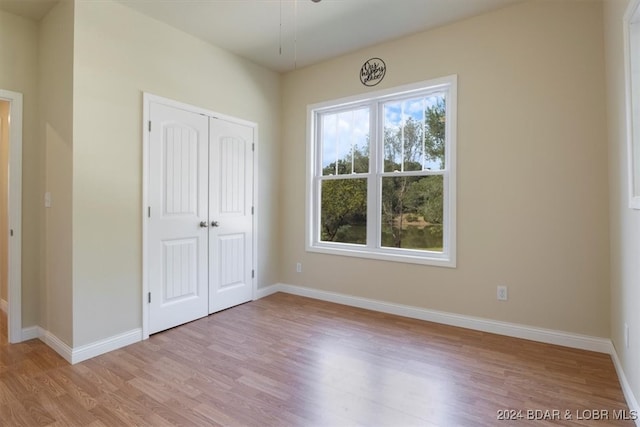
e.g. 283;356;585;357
0;293;633;426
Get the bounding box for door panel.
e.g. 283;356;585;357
209;118;254;313
149;102;209;334
219;136;246;214
162;238;198;301
164;125;199;215
218;234;246;289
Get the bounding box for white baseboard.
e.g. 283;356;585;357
0;299;7;314
41;329;73;363
21;325;41;341
260;283;612;353
255;284;280;300
71;328;142;364
610;346;640;427
21;325;142;365
19;325;73;363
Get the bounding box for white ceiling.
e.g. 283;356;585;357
0;0;521;72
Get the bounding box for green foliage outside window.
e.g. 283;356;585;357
320;97;446;251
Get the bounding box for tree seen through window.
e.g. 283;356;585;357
320;94;446;251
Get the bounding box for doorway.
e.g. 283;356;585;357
0;89;23;344
142;94;257;337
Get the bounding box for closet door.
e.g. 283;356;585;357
208;118;254;313
148;102;209;334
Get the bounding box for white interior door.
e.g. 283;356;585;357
148;102;209;334
146;97;256;334
209;118;254;313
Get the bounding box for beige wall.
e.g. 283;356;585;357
72;0;281;346
0;9;42;327
604;0;640;406
0;101;8;304
281;1;610;337
39;0;75;345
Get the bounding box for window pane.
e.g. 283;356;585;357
423;94;446;171
321;108;370;176
321;178;367;244
381;175;443;251
383;94;446;172
401;98;423;171
383;102;403;172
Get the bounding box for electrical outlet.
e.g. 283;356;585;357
497;285;508;301
296;262;302;273
625;323;630;349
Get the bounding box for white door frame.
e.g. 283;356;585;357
141;93;258;339
0;89;23;343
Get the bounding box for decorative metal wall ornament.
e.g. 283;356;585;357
360;58;386;87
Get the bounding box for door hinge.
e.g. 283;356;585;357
148;121;151;132
148;206;151;218
252;143;255;152
10;229;13;237
251;206;254;215
251;270;255;279
148;292;151;303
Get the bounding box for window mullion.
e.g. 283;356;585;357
445;91;450;172
366;102;379;250
316;113;330;245
334;113;339;175
376;101;385;249
314;117;323;245
350;110;355;174
422;97;426;171
400;101;405;173
442;173;449;257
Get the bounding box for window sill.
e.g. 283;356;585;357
307;243;456;268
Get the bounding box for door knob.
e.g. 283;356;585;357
211;221;220;227
199;221;209;228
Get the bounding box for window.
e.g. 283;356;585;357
307;75;457;267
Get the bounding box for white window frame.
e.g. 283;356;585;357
306;75;457;267
625;0;640;209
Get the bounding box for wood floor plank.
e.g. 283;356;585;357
0;293;635;426
0;401;40;426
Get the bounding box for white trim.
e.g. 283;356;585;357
71;328;142;364
624;0;640;209
41;330;73;363
21;325;142;365
20;326;72;362
611;346;640;426
306;75;457;267
142;92;258;339
447;80;458;267
254;284;280;300
251;125;259;299
0;89;23;343
142;93;150;339
264;283;613;353
308;75;459;112
0;299;6;313
144;93;256;128
21;325;40;341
